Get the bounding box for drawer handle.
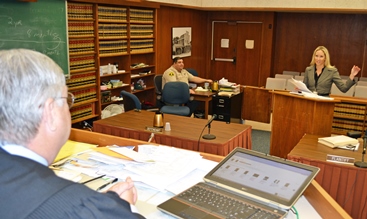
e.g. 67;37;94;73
218;115;224;119
218;105;224;107
219;99;225;103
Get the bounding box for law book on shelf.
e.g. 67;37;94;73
318;135;359;148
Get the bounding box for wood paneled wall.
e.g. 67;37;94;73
156;6;208;76
273;13;367;78
157;8;367;86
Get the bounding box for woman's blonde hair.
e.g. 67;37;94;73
309;46;335;69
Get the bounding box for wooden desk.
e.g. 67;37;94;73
270;91;339;158
93;110;252;156
192;90;215;119
287;134;365;219
69;128;351;219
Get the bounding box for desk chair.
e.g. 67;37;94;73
282;71;300;77
120;90;159;112
354;85;367;98
357;81;367;86
265;77;287;90
330;83;355;97
154;74;164;108
186;68;199;89
120;90;141;112
160;82;191;116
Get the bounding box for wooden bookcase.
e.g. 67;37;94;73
331;95;367;135
66;1;157;124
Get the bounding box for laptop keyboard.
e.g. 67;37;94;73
176;184;281;219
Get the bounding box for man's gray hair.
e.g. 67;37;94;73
0;49;66;146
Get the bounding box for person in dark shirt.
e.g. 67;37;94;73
0;49;144;219
303;46;360;96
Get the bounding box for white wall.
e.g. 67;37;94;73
147;0;367;10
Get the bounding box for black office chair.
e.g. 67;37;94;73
186;68;198;76
186;68;199;89
154;74;164;108
120;90;142;112
160;82;191;116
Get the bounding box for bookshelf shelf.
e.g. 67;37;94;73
331;95;367;135
66;1;156;124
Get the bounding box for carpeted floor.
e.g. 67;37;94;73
251;129;271;154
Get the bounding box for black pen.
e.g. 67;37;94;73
81;174;106;184
97;178;118;192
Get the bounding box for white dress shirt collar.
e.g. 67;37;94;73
1;144;48;166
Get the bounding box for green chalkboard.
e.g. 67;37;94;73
0;0;69;75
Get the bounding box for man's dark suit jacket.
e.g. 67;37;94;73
0;147;145;219
303;66;355;95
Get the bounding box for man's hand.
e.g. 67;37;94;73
107;177;138;205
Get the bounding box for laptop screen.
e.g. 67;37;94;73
204;148;319;208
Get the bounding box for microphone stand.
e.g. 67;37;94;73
354;130;367;168
202;114;217;140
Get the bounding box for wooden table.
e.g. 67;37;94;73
287;134;365;219
69;128;351;219
93;110;252;156
192;90;215;119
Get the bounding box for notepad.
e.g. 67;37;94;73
318;135;359;148
53;140;97;162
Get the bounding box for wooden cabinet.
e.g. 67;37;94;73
331;95;367;135
66;1;157;124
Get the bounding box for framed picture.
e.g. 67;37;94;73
172;27;192;58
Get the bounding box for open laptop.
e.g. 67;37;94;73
158;148;319;219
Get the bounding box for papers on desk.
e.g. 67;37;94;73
288;79;334;100
318;135;359;150
52;144;209;192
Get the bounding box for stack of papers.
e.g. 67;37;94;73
318;135;359;150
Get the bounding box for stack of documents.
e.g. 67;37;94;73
318;135;359;150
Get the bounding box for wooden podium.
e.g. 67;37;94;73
270;91;339;158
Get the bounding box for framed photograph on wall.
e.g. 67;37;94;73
172;27;192;58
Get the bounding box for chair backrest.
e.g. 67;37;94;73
330;83;355;97
275;74;294;79
265;77;287;90
354;85;367;98
282;71;300;76
154;74;163;95
294;75;304;81
357;81;367;86
162;81;190;105
186;68;198;76
120;90;141;112
359;77;367;81
286;79;296;91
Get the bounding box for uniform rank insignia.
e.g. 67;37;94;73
168;72;175;76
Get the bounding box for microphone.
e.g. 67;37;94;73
354;129;367;168
205;114;217;127
202;114;217;140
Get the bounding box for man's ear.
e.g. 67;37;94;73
43;98;57;132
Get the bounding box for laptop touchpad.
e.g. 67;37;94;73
179;207;211;219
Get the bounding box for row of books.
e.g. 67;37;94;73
69;39;95;54
332;118;364;132
98;6;127;22
66;72;96;88
70;55;95;71
99;24;128;39
99;40;128;55
334;103;366;118
130;9;154;22
68;3;93;19
71;105;93;121
70;88;97;104
68;22;94;37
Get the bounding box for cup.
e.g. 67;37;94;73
165;122;171;131
204;82;209;90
